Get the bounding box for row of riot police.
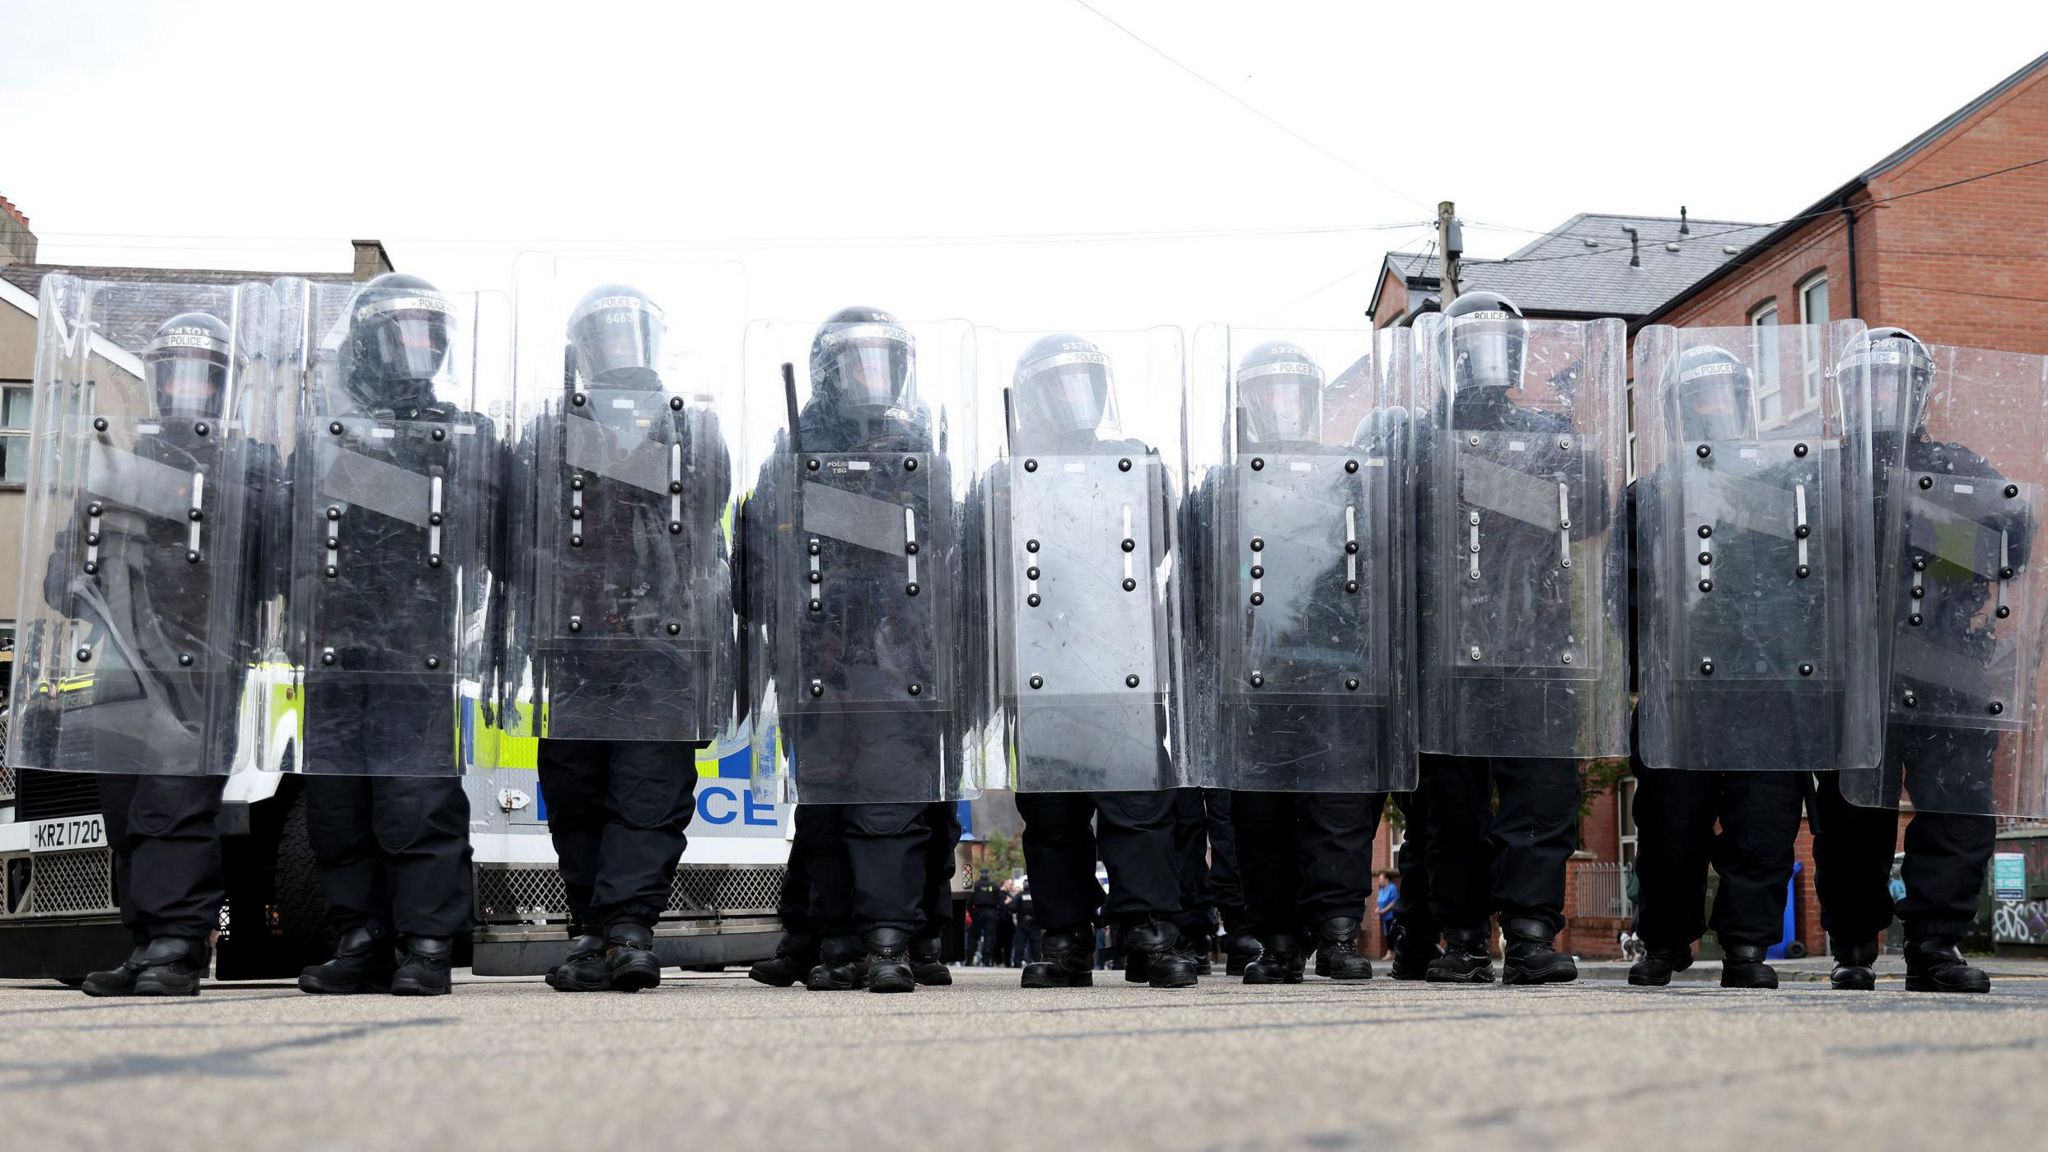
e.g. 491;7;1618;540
10;265;2042;999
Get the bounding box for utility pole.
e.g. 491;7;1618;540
1437;200;1463;304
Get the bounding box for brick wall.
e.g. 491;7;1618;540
1660;58;2048;353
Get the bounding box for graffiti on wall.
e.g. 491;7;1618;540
1992;899;2048;945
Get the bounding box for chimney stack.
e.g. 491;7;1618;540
1679;206;1690;235
0;194;37;265
351;239;396;281
1621;225;1641;268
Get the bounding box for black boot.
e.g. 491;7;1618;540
299;924;396;995
546;928;609;992
1313;917;1372;981
390;937;454;996
1123;919;1199;988
864;927;916;994
1720;944;1779;989
1425;927;1496;984
748;932;819;988
1829;939;1879;991
1501;918;1577;986
1021;930;1095;988
910;936;952;986
805;934;868;991
1242;934;1304;985
1182;926;1215;976
83;937;209;997
605;923;662;993
1222;931;1264;977
82;944;151;998
1904;935;1991;994
1627;946;1693;987
1386;922;1440;982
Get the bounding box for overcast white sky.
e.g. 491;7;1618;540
4;1;2045;334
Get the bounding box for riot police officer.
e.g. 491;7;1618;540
985;333;1197;990
292;272;494;997
1196;341;1390;983
1416;291;1606;986
739;306;961;993
1813;329;2023;994
514;284;730;992
42;308;275;996
1628;345;1805;989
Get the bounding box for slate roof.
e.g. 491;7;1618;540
1374;213;1773;321
0;263;357;357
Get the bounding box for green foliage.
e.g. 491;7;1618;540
980;829;1027;877
1580;758;1632;818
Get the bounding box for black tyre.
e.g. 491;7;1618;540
274;790;336;964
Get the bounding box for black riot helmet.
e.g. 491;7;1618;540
1236;341;1325;447
810;306;915;412
1012;333;1116;447
1672;344;1756;443
1840;326;1935;435
144;311;232;419
344;272;455;410
1447;290;1526;390
567;283;665;386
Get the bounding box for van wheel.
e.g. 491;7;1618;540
274;792;336;965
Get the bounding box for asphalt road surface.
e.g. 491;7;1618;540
4;966;2046;1151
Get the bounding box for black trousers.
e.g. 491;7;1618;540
97;773;227;942
920;800;961;942
1170;788;1228;939
1204;790;1246;931
1632;767;1805;951
779;808;821;936
790;802;929;936
1811;772;1995;945
1233;790;1384;936
305;773;473;939
1016;789;1180;935
1389;789;1437;951
539;738;697;930
1421;753;1579;937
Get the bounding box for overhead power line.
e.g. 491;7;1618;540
1068;0;1429;210
34;219;1437;255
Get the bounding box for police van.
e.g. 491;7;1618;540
0;680;788;981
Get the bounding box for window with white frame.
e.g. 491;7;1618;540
1;383;32;486
1751;302;1782;428
1798;274;1829;409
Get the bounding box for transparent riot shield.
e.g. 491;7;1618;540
741;315;978;804
6;275;281;777
1839;338;2048;816
275;276;511;777
504;257;743;746
1185;325;1414;792
1634;320;1879;773
972;327;1186;793
1415;315;1630;759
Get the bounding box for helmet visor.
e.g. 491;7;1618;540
1453;313;1522;389
1677;363;1754;442
819;323;914;408
570;295;665;381
1851;341;1933;434
1017;352;1111;440
356;295;454;383
1240;361;1324;444
148;349;229;418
